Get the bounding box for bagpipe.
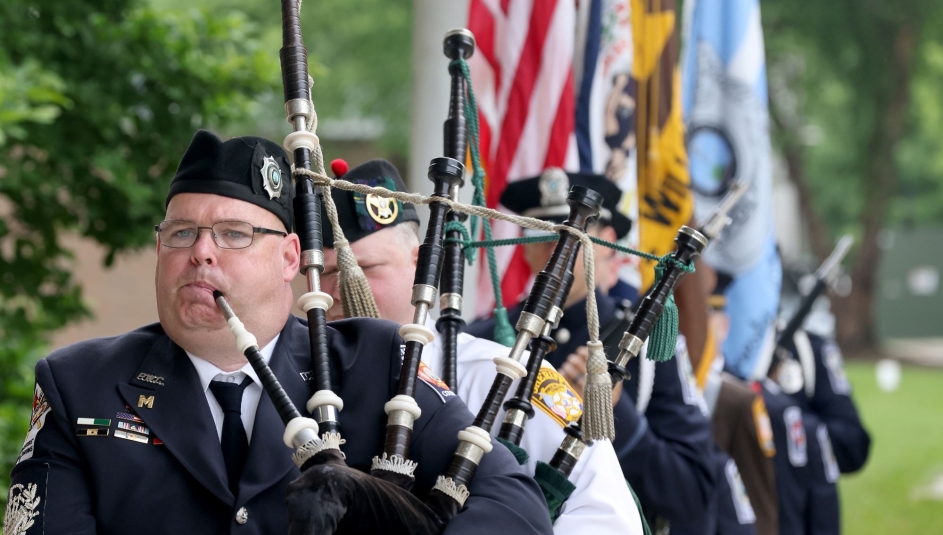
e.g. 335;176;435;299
211;6;548;532
436;30;475;391
425;185;602;520
507;183;749;518
768;234;854;394
210;3;753;529
497;251;580;447
211;2;464;533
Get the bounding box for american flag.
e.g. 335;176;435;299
468;0;579;317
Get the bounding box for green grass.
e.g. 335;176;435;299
839;362;943;534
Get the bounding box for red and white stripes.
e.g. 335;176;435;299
468;0;578;316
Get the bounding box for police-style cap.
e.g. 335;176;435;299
322;159;420;246
166;130;294;231
501;168;632;239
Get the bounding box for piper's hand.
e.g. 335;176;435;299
559;347;589;398
559;346;622;407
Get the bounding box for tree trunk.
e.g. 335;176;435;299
767;84;834;261
774;119;834;262
833;24;916;353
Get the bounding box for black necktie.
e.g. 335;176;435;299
209;376;252;496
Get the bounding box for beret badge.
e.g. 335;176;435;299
365;193;399;225
260;155;283;199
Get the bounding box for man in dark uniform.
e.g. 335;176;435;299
755;374;844;535
774;327;871;534
780;330;870;475
735;330;857;534
465;169;716;532
4;130;554;535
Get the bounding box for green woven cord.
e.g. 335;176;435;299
645;255;695;363
496;437;530;466
534;461;577;522
453;57;515;347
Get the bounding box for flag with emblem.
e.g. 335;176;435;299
680;0;782;378
574;0;642;293
633;0;693;291
468;0;579;315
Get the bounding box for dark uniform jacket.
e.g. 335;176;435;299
783;330;871;474
709;448;759;535
467;290;716;530
760;379;840;535
7;317;554;535
763;330;870;535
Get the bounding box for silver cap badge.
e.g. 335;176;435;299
538;167;569;208
260;156;283;199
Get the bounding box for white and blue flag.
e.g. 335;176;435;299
681;0;782;378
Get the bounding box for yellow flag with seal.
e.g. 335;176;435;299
633;0;693;291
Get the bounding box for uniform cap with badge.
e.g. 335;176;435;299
320;159;421;246
500;168;632;240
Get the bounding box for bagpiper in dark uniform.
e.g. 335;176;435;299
3;131;555;535
773;327;871;534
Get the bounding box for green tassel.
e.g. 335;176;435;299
647;261;679;363
534;461;576;522
492;306;516;348
496;437;529;466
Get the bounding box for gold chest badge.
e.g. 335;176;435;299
365;193;398;225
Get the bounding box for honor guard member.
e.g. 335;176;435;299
780;329;870;476
775;328;871;534
4;132;555;535
713;326;833;533
466;170;716;533
700;271;778;535
318;159;644;535
757;378;839;535
746;333;839;534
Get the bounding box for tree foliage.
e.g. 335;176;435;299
763;0;943;349
0;0;277;501
153;0;413;154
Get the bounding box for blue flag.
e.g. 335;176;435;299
681;0;782;378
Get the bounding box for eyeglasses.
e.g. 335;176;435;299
155;220;287;249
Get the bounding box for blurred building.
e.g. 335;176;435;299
875;225;943;340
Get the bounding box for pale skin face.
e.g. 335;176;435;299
521;224;620;309
321;225;419;325
155;193;300;371
322;223;609;400
524;224;621;403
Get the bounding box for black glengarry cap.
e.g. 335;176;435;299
166;130;294;231
323;159;420;245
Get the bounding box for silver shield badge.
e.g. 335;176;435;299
260;156;283;199
538;167;569;208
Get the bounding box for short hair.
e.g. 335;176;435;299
393;221;421;247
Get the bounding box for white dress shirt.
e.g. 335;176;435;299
186;335;279;443
422;320;643;535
